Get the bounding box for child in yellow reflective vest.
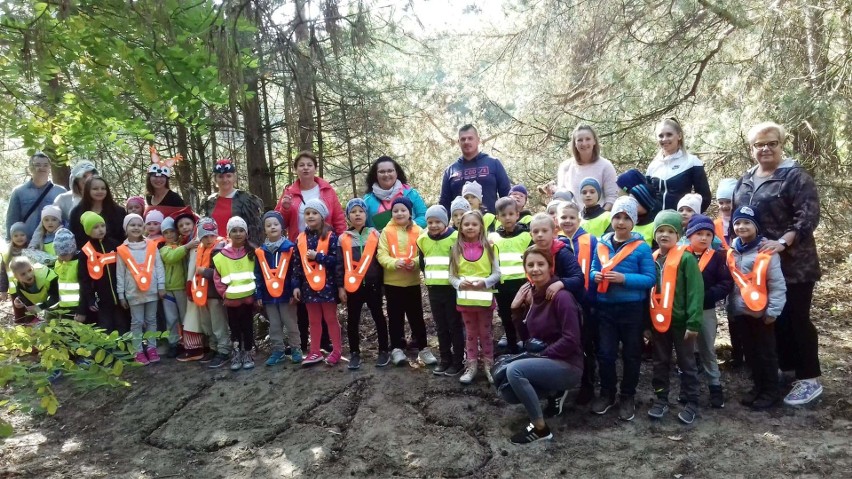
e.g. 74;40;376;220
449;210;501;385
30;205;63;256
490;197;532;355
10;256;58;325
52;228;85;321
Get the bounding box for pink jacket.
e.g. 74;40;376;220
274;177;347;240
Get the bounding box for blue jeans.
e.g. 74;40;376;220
596;301;644;397
498;357;582;421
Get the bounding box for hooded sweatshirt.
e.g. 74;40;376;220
159;241;189;291
591;232;657;304
728;237;787;318
512;277;583;369
115;239;166;306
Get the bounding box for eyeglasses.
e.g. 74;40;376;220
752;141;780;150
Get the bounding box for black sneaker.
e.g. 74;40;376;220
348;352;362;370
678;403;699;424
677;393;688;404
709;384;725;408
618;395;635;421
207;353;229;369
199;350;216;363
740;388;760;407
544;390;570;418
166;344;179;359
591;393;616;415
751;393;779;410
648;398;670;419
375;351;391;367
443;363;463;376
510;422;552;444
433;361;451;376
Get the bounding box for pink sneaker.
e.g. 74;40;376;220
135;351;150;366
146;347;161;363
301;352;324;366
325;352;341;366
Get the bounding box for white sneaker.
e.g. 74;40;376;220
459;360;478;384
391;348;408;366
483;360;494;385
418;348;438;366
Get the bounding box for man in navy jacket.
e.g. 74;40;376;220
439;124;511;213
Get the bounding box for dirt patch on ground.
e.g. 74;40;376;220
2;259;852;478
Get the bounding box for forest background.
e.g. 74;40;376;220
0;0;849;228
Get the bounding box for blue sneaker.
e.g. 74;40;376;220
784;379;823;406
266;350;286;366
290;348;304;364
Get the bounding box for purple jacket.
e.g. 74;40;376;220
513;278;583;369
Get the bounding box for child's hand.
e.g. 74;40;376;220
594;272;603;283
0;292;7;302
602;271;625;284
292;288;301;302
338;288;347;303
643;329;652;341
764;315;776;325
683;330;699;341
395;259;407;270
402;260;415;271
158;289;166;299
120;299;129;309
89;304;99;312
13;297;24;309
185;239;200;250
545;281;564;300
25;304;39;313
458;279;473;290
307;249;318;260
74;313;86;322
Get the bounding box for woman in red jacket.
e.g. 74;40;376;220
275;151;346;241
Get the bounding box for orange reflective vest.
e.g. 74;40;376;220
255;247;293;298
726;250;771;312
116;241;159;292
714;218;730;250
298;232;331;292
81;241;117;280
596;241;642;293
339;230;379;293
576;233;592;291
687;246;715;272
191;239;221;305
386;226;420;266
650;246;687;333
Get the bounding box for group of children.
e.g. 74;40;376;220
2;171;790;424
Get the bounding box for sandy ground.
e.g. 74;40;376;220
2;248;851;478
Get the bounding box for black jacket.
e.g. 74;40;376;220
692;249;733;310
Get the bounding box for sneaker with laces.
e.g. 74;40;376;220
783;379;823;406
678;403;698;424
207;353;229;369
459;360;478;384
544;390;570;418
444;363;463;376
242;350;255;369
418;348;438;366
230;349;243;371
135;351;150;366
266;350;286;366
391;348;408;366
618;395;635;421
709;384;725;408
302;352;325;366
290;348;304;364
177;348;204;362
375;351;391;367
483;360;494;385
146;347;161;364
510;422;553;444
497;334;508;348
348;352;361;370
591;393;616;415
648;398;670;419
199;350;217;363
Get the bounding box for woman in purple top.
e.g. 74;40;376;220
502;247;583;444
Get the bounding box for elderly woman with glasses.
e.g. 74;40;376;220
732;121;823;408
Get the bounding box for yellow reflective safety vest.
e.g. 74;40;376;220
417;230;457;286
44;241;56;256
483;212;496;232
456;250;496;307
633;222;655;247
212;253;256;299
54;259;80;308
17;264;57;307
489;231;531;282
581;211;611;238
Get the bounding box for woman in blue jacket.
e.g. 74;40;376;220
362;156;427;229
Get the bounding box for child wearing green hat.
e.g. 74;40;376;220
647;210;704;424
78;211;129;334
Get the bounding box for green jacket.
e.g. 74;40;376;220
159;243;188;291
654;248;704;332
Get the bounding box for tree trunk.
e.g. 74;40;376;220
175;123;193;204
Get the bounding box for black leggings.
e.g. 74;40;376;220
346;281;389;354
227;303;255;351
385;284;426;350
